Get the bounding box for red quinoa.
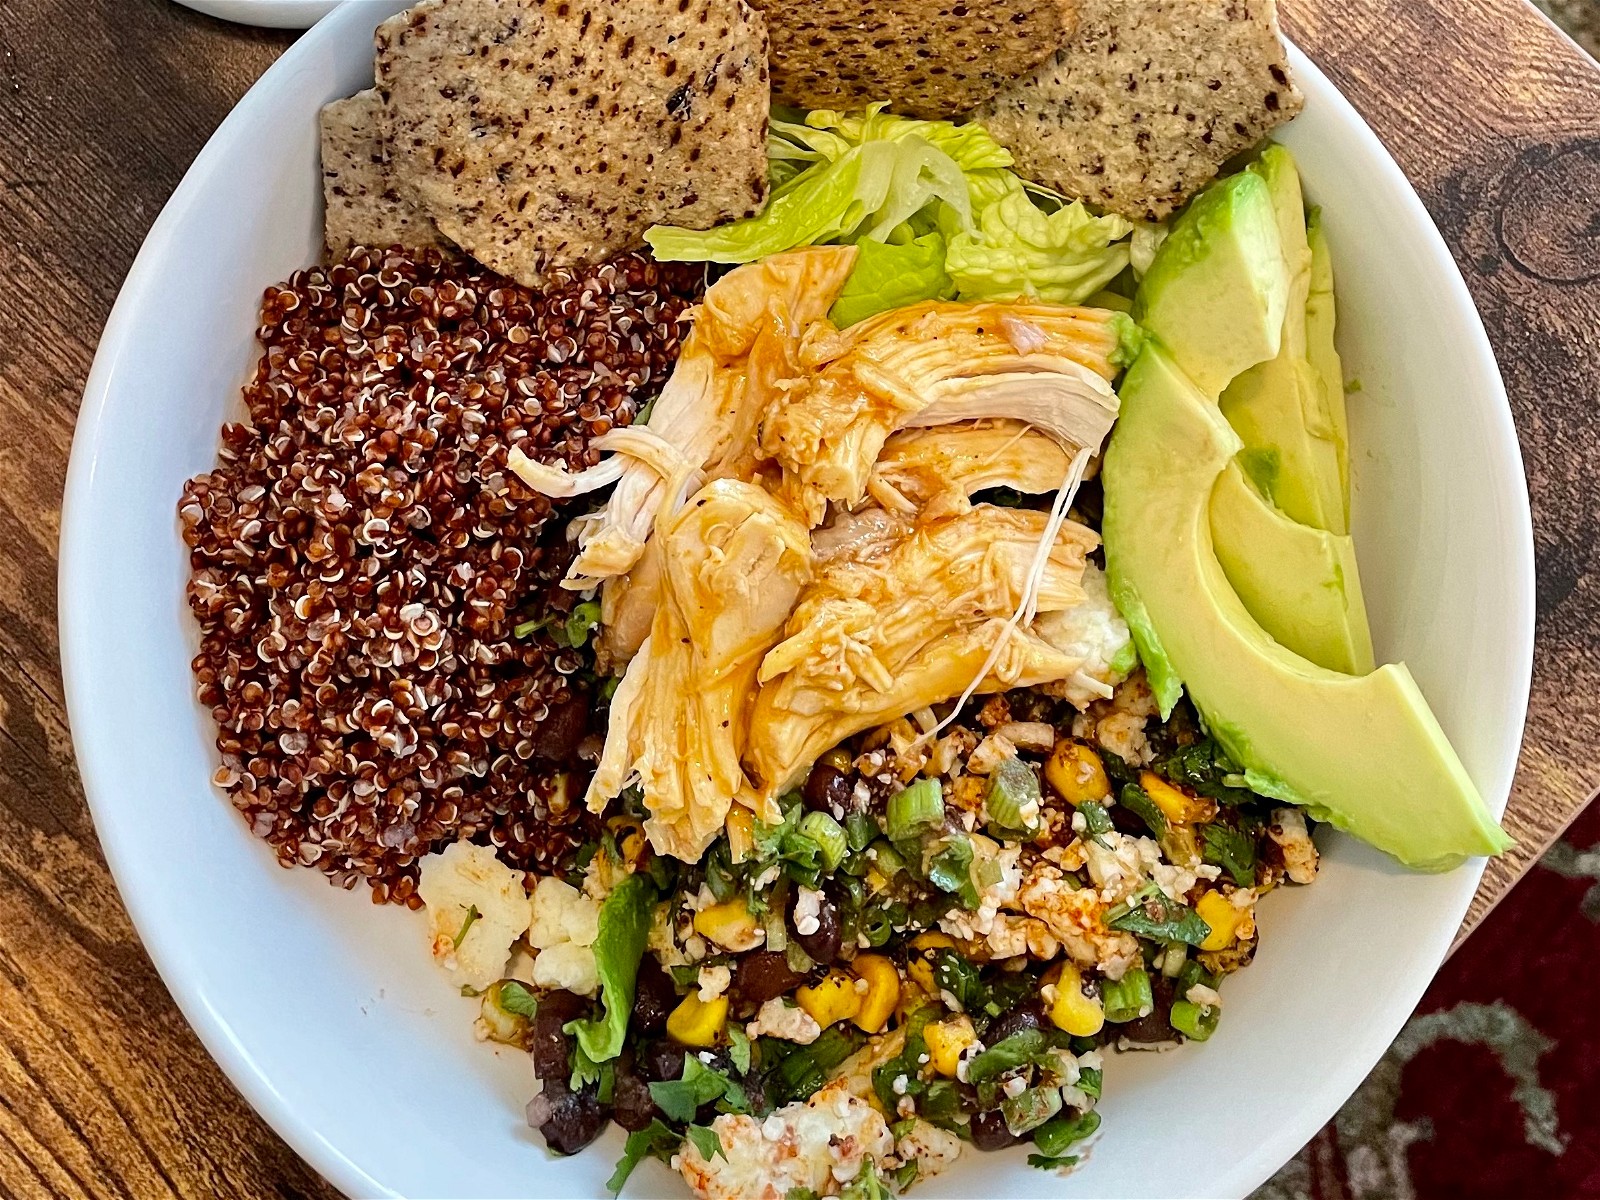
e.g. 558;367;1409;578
179;245;703;904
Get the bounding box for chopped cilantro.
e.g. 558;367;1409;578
1106;889;1211;946
930;948;986;1012
685;1124;724;1163
606;1119;678;1193
1118;781;1168;837
649;1056;750;1122
1027;1152;1081;1171
497;980;538;1018
926;833;979;908
727;1024;752;1075
1201;821;1258;887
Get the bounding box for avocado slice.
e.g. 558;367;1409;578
1216;147;1348;533
1306;207;1351;504
1104;344;1511;871
1210;461;1375;676
1133;170;1289;398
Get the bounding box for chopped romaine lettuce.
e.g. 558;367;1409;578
647;104;1138;328
564;873;654;1063
946;190;1133;305
829;231;954;326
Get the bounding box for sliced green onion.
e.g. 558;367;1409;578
1170;999;1220;1042
1160;941;1189;978
985;757;1043;838
1078;800;1115;841
926;833;978;907
763;904;789;951
867;839;907;879
1002;1085;1063;1136
786;940;815;975
845;811;879;852
798;811;848;873
1033;1109;1101;1157
887;778;945;841
1102;967;1154;1023
858;906;893;947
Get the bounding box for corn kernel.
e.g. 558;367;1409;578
1045;740;1111;804
1196;890;1242;951
667;992;729;1048
924;1014;977;1077
1140;771;1217;825
1046;964;1105;1037
907;932;956;993
693;899;763;951
851;955;901;1034
796;969;864;1029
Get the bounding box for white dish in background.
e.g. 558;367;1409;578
175;0;343;29
60;2;1534;1196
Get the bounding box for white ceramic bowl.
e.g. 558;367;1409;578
60;4;1535;1196
176;0;343;30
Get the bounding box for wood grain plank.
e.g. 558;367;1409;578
0;0;1594;1196
0;2;335;1197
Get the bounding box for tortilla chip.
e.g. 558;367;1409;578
319;89;449;259
972;0;1304;221
750;0;1079;119
375;0;770;289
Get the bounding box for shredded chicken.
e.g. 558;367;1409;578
744;505;1099;805
519;246;856;599
869;420;1073;519
589;479;812;859
763;301;1122;526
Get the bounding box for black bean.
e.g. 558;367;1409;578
802;762;856;816
632;955;677;1036
531;989;589;1083
986;999;1047;1045
639;1038;687;1083
970;1109;1019;1151
730;950;805;1009
1118;974;1180;1044
540;1083;609;1155
789;886;843;966
611;1053;658;1132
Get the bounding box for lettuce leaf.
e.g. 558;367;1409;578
649;103;1141;325
947;190;1134;305
771;103;1013;172
563;872;655;1063
829;231;954;326
647;137;968;264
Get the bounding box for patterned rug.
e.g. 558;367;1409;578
1255;799;1600;1199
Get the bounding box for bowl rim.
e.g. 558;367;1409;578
58;7;1536;1198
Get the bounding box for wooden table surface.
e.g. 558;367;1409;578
1;0;1598;1195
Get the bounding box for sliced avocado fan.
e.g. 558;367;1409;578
1104;345;1510;871
1216;145;1349;534
1210;461;1375;676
